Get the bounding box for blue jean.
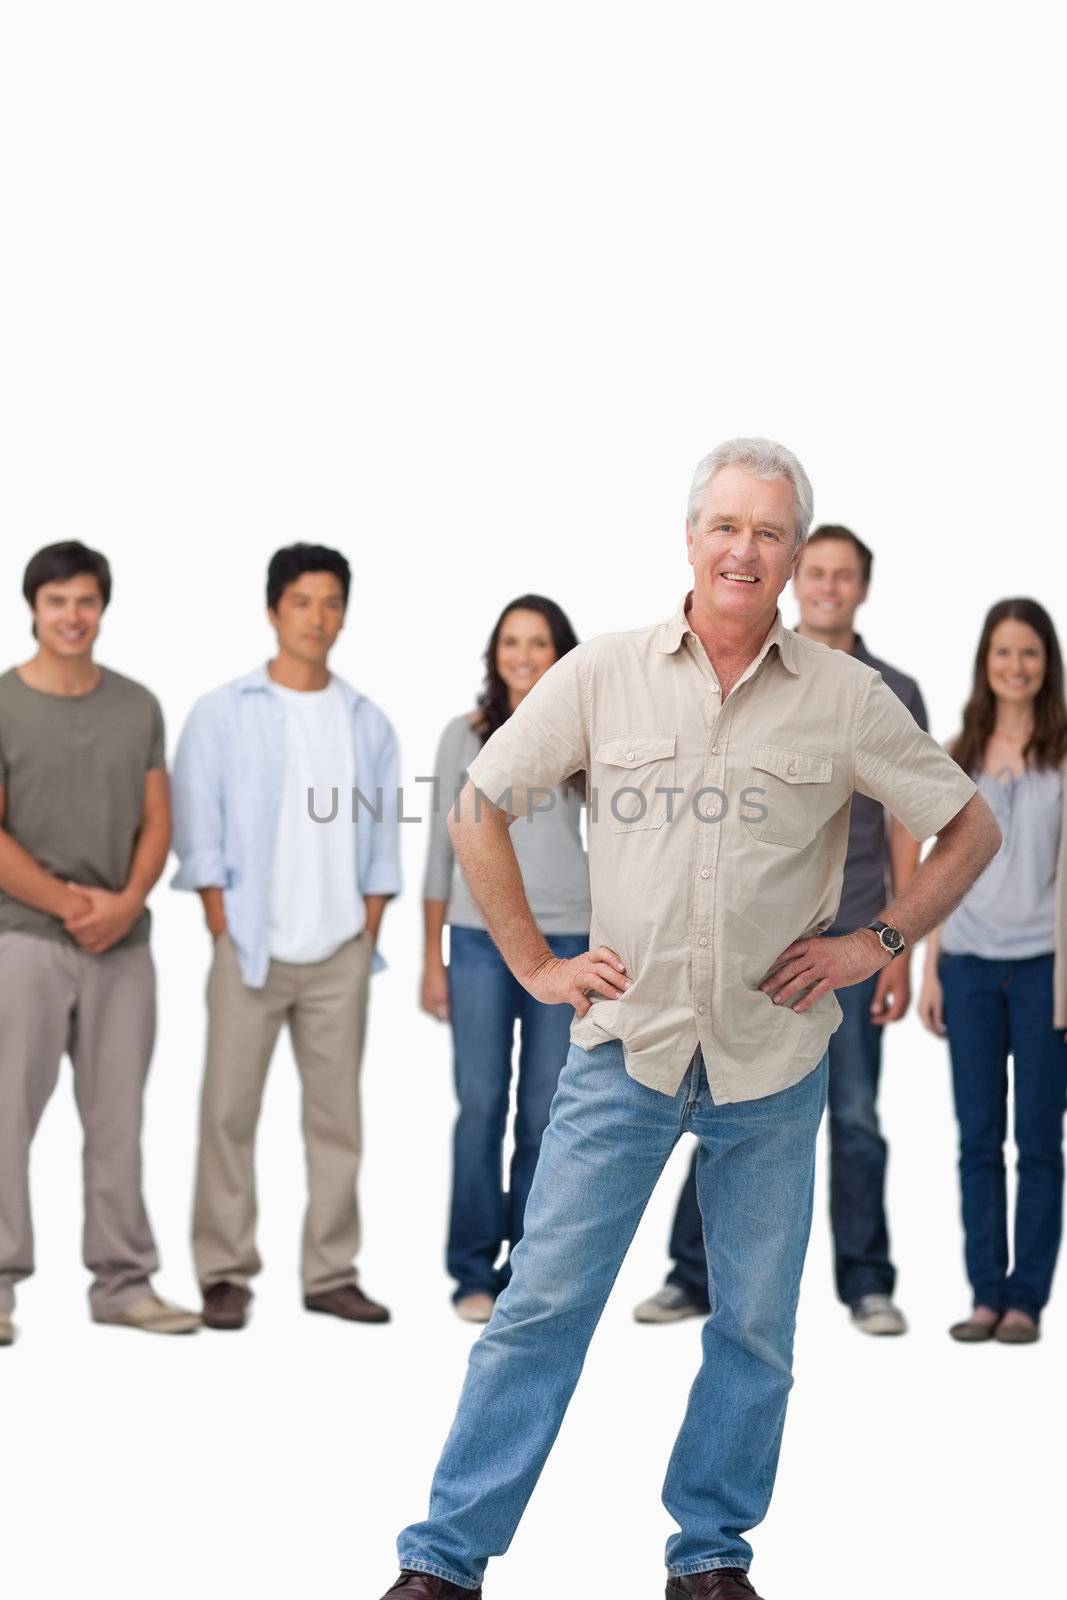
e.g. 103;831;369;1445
940;951;1067;1320
667;974;892;1308
446;926;587;1302
398;1039;829;1587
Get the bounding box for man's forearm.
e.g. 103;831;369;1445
123;814;171;907
0;831;80;919
879;793;1000;949
448;783;553;985
363;893;390;945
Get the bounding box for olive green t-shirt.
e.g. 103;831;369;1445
0;665;166;947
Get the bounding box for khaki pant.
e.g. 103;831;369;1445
0;931;159;1318
192;930;372;1295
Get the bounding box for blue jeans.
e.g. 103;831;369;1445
446;927;587;1302
398;1039;829;1587
667;974;892;1308
940;951;1067;1319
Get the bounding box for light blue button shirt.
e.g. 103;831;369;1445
170;664;402;987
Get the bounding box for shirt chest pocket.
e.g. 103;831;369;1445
743;743;836;848
593;733;677;832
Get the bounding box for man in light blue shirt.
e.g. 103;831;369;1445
171;544;401;1330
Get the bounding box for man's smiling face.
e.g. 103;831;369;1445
686;464;800;623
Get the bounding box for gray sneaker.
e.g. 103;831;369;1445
633;1285;708;1324
850;1294;907;1336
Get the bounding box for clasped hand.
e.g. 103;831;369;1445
63;884;141;955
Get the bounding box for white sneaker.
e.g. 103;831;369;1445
850;1294;907;1336
633;1285;708;1324
94;1293;201;1335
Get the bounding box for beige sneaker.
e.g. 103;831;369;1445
95;1294;201;1335
455;1293;495;1324
0;1313;15;1347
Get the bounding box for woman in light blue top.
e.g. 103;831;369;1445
421;595;591;1322
920;599;1067;1344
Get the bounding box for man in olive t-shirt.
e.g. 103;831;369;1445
0;541;199;1346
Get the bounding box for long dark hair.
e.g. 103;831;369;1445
950;598;1067;775
474;594;580;745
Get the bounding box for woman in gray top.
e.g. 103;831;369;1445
919;599;1067;1345
422;595;591;1322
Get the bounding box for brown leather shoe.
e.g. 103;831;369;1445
202;1282;252;1330
304;1283;390;1323
382;1572;481;1596
667;1571;761;1598
948;1311;1001;1343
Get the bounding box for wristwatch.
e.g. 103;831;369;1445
866;920;905;960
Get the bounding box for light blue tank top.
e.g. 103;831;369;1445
941;765;1061;960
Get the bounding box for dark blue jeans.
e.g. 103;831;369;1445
446;925;587;1302
940;951;1067;1320
667;973;894;1308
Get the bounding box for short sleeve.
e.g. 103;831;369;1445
854;671;976;840
422;715;470;900
906;678;929;736
147;695;166;770
466;648;587;818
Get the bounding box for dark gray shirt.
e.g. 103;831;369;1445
828;635;928;934
0;665;166;947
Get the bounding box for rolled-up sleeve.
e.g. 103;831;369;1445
361;714;402;897
466;648;588;817
854;672;976;841
170;697;227;891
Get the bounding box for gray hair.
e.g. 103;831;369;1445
686;437;814;548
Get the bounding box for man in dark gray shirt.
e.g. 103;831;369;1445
635;524;926;1336
0;542;199;1346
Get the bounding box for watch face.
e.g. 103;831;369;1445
881;926;904;952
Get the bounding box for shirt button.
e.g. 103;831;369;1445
698;935;708;947
697;1003;707;1015
626;751;635;761
711;744;721;755
700;868;710;880
787;761;799;776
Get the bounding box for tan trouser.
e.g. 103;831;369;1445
192;930;372;1295
0;931;159;1318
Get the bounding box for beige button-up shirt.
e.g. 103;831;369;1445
466;593;978;1102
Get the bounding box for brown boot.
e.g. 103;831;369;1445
382;1572;481;1596
667;1572;761;1598
303;1283;390;1323
202;1282;252;1330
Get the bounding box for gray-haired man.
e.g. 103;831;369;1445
382;439;998;1599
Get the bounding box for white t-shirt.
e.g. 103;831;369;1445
267;678;363;964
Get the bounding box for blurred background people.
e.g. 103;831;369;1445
920;598;1067;1345
635;525;925;1337
0;542;197;1346
172;544;401;1330
422;595;590;1322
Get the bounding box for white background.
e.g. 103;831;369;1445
1;4;1064;1598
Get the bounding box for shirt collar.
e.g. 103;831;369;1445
655;591;801;677
236;663;361;708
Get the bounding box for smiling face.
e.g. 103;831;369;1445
495;607;558;707
986;618;1046;707
686;464;800;625
32;573;105;661
268;570;347;668
793;536;867;636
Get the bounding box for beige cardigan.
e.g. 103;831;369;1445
1054;753;1067;1028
